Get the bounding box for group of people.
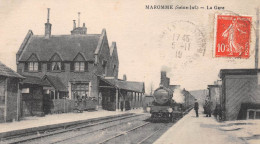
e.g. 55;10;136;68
193;99;213;118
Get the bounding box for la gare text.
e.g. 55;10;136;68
145;5;225;10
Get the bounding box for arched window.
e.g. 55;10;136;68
48;53;64;72
52;62;61;71
72;53;88;72
25;53;40;72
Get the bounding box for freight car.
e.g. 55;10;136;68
150;86;183;122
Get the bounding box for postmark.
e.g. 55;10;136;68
214;15;252;58
158;21;206;67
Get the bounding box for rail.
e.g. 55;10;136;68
2;114;143;144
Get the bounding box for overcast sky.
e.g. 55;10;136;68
0;0;259;92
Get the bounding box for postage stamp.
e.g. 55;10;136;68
214;15;252;58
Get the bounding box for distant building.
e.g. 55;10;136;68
99;76;145;111
0;61;24;122
16;9;119;111
207;85;221;111
220;69;260;120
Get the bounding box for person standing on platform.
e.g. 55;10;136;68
206;101;212;117
194;99;199;117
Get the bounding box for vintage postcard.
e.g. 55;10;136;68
0;0;259;144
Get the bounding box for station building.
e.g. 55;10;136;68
16;9;119;113
219;69;260;120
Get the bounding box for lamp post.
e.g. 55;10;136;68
63;92;66;113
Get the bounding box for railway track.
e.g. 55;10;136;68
2;109;191;144
1;113;146;144
97;122;173;144
98;122;151;144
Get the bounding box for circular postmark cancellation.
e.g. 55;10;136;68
158;20;206;66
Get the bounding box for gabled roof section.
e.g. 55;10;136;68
110;42;118;60
42;75;68;92
73;52;87;61
27;53;39;61
110;42;116;56
18;34;101;62
50;52;63;61
95;29;107;55
21;75;50;86
0;61;25;79
17;30;33;57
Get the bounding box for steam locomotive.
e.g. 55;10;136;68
150;86;184;122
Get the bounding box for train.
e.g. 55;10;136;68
149;86;195;122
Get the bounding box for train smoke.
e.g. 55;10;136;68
172;88;185;103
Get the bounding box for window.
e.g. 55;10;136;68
71;83;89;99
47;62;64;72
75;62;85;72
102;60;107;75
52;62;61;71
113;65;116;71
28;62;38;72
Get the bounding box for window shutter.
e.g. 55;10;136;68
61;62;65;71
70;62;74;72
24;62;28;72
38;62;42;72
85;62;88;71
47;63;51;72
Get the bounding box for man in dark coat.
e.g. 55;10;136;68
206;101;212;117
194;99;199;117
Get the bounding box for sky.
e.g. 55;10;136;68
0;0;259;93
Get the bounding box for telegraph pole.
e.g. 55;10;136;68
255;7;259;69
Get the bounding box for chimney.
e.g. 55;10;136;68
78;12;80;27
123;74;127;81
71;13;87;35
45;8;52;38
73;20;76;29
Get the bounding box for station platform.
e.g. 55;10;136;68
0;108;144;139
155;107;260;144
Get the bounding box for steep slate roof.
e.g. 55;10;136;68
21;75;50;86
110;42;116;56
0;61;24;79
100;77;145;93
19;34;101;61
42;75;68;92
